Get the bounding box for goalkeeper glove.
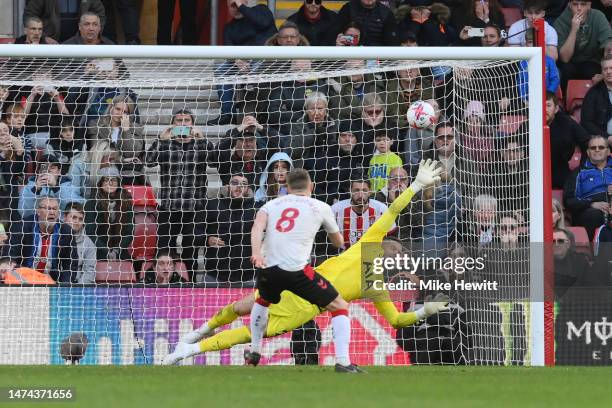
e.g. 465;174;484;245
415;293;450;320
410;159;443;194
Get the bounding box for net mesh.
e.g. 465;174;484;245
0;55;534;365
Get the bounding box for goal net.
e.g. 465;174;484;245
0;45;545;366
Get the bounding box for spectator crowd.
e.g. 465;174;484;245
0;0;611;294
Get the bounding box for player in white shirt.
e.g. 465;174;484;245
247;169;361;372
331;179;392;249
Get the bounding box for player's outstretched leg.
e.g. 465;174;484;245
181;295;254;344
162;342;200;365
162;326;252;365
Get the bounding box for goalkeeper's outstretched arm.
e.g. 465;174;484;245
375;294;450;329
360;159;443;242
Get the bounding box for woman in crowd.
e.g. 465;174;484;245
335;21;361;46
552;198;567;230
87;95;145;185
451;0;505;47
84;166;134;261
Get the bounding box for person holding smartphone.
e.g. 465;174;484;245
18;154;85;220
159;109;205;141
451;0;505;46
145;109;217;280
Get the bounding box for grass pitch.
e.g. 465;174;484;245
0;366;609;408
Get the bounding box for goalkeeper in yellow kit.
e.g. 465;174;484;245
163;160;448;365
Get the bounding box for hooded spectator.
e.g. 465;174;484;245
254;152;294;205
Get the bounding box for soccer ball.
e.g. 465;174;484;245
407;100;436;129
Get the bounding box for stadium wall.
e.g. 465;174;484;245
0;287;409;366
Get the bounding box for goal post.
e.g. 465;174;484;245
0;44;548;366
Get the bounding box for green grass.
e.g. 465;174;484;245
0;366;609;408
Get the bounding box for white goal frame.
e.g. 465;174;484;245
0;44;546;366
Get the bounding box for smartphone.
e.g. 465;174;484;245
340;35;358;46
468;28;485;38
171;126;191;137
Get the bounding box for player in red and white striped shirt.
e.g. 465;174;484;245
331;179;393;249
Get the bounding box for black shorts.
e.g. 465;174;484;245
256;265;339;308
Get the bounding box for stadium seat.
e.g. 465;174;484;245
555;86;563;103
501;8;522;28
0;37;15;44
140;261;189;282
95;261;136;283
552;189;564;204
498;115;526;135
565;80;593;114
568;226;591;255
568;146;582;171
124;185;158;212
129;212;158;261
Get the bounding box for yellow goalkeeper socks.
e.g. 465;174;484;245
198;326;251;353
208;303;240;330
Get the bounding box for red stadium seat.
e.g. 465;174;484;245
124;185;158;212
140;261;189;282
501;8;522;28
565;80;593;114
555;86;563;103
0;37;15;44
129;212;158;261
568;146;582;171
95;261;135;283
568;226;591;256
498;115;526;135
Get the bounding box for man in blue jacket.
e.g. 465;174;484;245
564;134;612;240
8;196;79;283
